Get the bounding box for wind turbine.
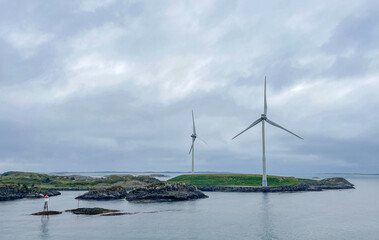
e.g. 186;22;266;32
232;76;303;187
189;110;197;174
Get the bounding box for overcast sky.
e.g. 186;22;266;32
0;0;378;174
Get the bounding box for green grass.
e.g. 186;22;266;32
167;174;301;187
0;171;160;189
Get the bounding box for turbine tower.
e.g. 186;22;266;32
189;110;197;174
232;76;303;187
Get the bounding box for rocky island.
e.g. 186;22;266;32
125;182;208;202
76;186;128;200
0;184;60;201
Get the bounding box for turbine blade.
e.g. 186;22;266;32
192;110;196;134
264;76;267;115
232;118;262;140
188;139;195;154
265;118;303;140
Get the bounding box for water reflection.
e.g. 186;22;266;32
40;216;49;239
259;193;277;240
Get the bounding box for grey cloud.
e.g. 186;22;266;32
321;1;379;78
0;0;378;174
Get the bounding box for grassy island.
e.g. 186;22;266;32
167;174;305;187
0;171;159;190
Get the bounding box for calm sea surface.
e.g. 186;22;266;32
1;174;378;240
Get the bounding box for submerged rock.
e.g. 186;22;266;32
0;185;60;201
101;212;136;216
125;182;208;202
31;211;62;215
76;186;127;200
65;208;119;215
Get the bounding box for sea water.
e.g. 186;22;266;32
0;175;378;240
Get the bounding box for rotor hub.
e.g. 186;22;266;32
191;134;197;138
261;114;267;120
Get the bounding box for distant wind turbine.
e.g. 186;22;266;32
232;77;303;187
188;110;205;174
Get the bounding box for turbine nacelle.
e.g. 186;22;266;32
191;134;197;139
261;114;267;120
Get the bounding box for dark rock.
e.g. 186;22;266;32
125;182;208;202
65;208;119;215
196;177;354;192
101;212;136;216
0;185;61;201
24;189;61;199
76;186;127;200
31;211;62;215
304;177;355;190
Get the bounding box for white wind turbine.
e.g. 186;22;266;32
232;77;303;187
188;110;206;174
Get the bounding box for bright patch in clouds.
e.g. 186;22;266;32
2;28;53;58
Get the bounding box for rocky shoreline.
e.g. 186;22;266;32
0;177;355;201
0;185;61;201
125;182;208;202
75;182;209;202
197;178;354;192
76;186;128;200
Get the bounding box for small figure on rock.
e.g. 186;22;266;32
43;195;49;212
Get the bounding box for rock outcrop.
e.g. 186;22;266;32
196;177;354;192
65;208;119;215
125;182;208;202
0;185;61;201
76;186;127;200
31;211;62;215
304;177;354;190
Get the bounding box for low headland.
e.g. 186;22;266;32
167;174;355;192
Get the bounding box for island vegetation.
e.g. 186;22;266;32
0;171;160;190
167;174;354;192
167;174;306;186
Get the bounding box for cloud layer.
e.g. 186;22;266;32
0;0;378;174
